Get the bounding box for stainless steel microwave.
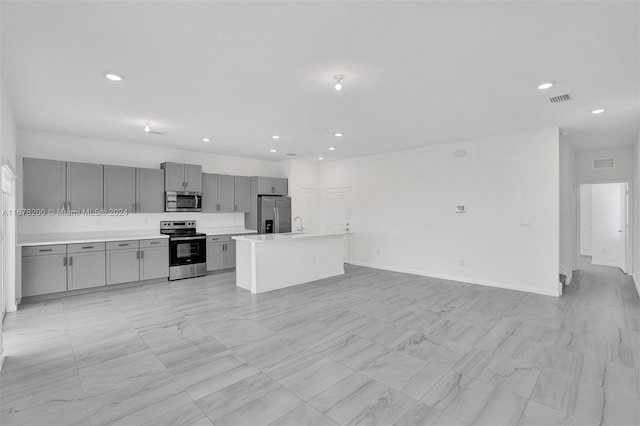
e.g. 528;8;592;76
165;191;202;212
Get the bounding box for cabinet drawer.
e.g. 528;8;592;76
106;240;139;251
207;235;232;243
22;244;67;257
140;238;168;248
67;242;106;253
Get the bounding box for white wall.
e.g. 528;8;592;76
634;135;640;295
575;146;635;183
16;128;288;234
1;73;18;369
591;183;626;269
559;140;576;286
580;184;593;255
287;159;321;232
318;127;560;296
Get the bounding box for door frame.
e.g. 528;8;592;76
575;179;633;275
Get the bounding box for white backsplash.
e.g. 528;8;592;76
18;212;244;235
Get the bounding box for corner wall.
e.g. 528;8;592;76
559;140;576;287
635;134;640;296
319;127;560;296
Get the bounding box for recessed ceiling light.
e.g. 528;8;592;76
591;108;605;114
104;72;124;81
537;82;553;90
144;123;150;133
334;74;345;91
334;132;343;137
329;147;336;151
202;138;211;142
318;157;324;160
272;135;280;139
270;149;277;153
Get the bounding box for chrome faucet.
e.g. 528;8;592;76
294;216;303;234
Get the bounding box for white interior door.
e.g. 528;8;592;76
327;187;351;263
591;183;627;271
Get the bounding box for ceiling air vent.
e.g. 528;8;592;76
549;93;572;104
593;158;615;169
285;153;297;157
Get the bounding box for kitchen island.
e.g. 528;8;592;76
232;232;348;294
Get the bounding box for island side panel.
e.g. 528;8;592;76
235;239;254;292
253;235;345;294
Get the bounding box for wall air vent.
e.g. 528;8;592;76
549;93;572;103
593;158;615;169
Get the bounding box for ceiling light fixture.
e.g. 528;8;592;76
270;149;277;153
591;108;605;114
329;147;336;151
104;72;124;81
318;157;324;160
272;135;280;139
202;138;211;142
537;82;553;90
334;132;343;137
334;74;345;91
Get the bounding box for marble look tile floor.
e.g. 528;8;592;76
1;263;639;426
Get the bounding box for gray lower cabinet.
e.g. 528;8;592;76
206;242;225;271
106;240;140;285
136;168;165;213
67;243;106;290
66;162;104;211
22;245;67;297
104;165;136;211
140;241;169;280
206;236;236;271
23;158;67;210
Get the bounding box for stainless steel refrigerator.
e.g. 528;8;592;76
257;196;291;234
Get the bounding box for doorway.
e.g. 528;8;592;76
326;187;351;263
578;182;629;272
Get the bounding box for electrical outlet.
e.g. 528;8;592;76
376;249;380;256
460;259;465;266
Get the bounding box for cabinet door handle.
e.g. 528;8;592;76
140;251;144;259
272;186;275;193
39;248;53;252
68;201;72;210
216;203;220;211
223;244;226;251
69;256;73;266
234;204;237;211
136;251;140;259
82;246;94;249
118;243;129;247
150;241;159;245
63;256;67;266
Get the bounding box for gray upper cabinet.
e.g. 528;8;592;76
202;173;220;213
161;162;185;192
273;178;288;196
161;162;202;192
185;164;202;192
136;168;164;213
219;175;235;213
67;162;104;211
234;176;251;212
256;176;288;196
104;165;136;211
23;158;66;210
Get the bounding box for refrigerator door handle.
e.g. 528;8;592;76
275;207;279;233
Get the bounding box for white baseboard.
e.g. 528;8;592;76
633;274;640;298
349;260;561;297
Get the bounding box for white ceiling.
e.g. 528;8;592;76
2;1;638;161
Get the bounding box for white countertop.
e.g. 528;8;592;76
17;231;169;247
200;227;258;237
232;231;348;243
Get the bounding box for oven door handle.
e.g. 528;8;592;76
170;236;206;241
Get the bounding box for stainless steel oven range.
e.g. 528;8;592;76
160;221;206;280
